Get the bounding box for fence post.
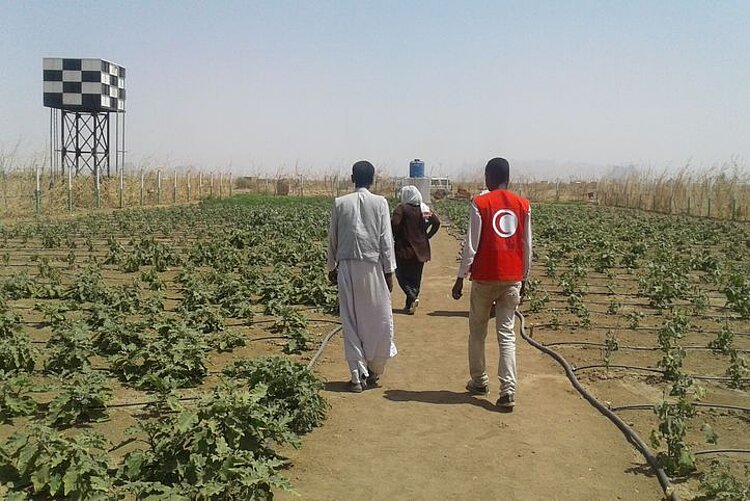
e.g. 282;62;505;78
731;198;737;220
687;196;691;215
707;198;712;218
140;170;145;206
118;165;124;209
67;167;72;211
219;172;223;198
198;171;203;199
95;166;101;209
173;169;177;204
2;170;6;212
210;173;214;197
187;171;191;202
652;194;656;212
229;171;233;198
34;166;41;215
157;170;162;205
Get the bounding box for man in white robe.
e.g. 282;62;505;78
327;160;397;393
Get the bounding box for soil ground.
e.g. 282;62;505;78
280;231;664;501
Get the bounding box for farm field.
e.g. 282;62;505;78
437;200;750;499
0;195;338;499
0;193;747;500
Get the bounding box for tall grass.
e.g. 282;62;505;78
597;163;750;220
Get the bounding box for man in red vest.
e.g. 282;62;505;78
451;157;532;411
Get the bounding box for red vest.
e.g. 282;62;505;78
471;189;530;281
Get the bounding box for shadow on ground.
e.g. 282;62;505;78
427;310;469;318
324;381;355;393
383;389;499;412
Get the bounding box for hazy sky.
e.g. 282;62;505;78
1;1;749;178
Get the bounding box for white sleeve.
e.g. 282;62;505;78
327;201;338;272
457;202;482;278
523;209;532;280
379;199;397;274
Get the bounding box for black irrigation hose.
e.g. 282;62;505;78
540;304;743;321
572;364;750;382
573;364;664;375
612;403;750;413
516;311;680;501
530;322;750;337
544;341;749;353
694;449;750;456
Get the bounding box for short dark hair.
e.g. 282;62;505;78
352;160;375;186
485;157;510;185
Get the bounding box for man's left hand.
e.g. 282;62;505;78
385;273;394;293
451;278;464;300
520;280;527;302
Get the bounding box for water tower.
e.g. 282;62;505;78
43;58;126;179
408;158;431;204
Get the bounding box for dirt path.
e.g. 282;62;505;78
281;231;663;500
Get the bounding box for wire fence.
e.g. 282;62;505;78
0;167;233;217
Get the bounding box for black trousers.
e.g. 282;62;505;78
396;258;424;307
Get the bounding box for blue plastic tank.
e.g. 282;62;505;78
409;159;425;178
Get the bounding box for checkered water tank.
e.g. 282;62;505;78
43;58;126;112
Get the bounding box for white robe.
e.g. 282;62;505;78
337;259;397;380
327;188;397;382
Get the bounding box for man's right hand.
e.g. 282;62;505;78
328;269;338;286
451;277;464;300
385;272;394;293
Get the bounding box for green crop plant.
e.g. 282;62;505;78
566;293;590;328
0;332;36;373
65;265;104;303
724;272;750;318
222;356;327;434
0;372;39;422
602;331;619;370
2;272;37;300
550;309;561;330
544;256;558;279
0;424;115;500
110;320;208;390
658;345;687;381
33;302;70;328
626;311;644;329
708;322;735;355
185;304;226;334
650;395;697;476
271;306;308;335
726;349;749;389
208;330;246;353
606;298;621;315
283;327;313;354
44;321;95;375
46;369;112;427
699;461;750;501
690;286;710;315
119;382;294;499
657;311;690;351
